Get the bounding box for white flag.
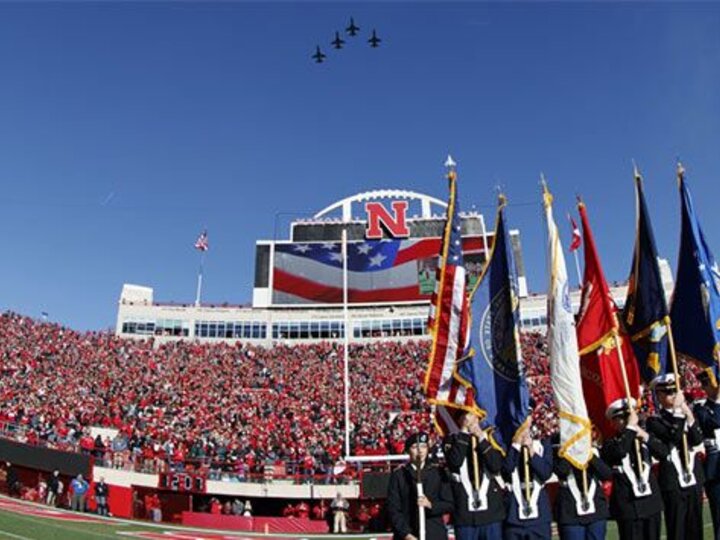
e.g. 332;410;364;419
543;184;592;469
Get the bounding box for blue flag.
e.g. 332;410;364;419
622;170;670;384
460;195;530;449
669;166;720;379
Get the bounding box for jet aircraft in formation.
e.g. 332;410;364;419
311;17;381;63
312;46;327;64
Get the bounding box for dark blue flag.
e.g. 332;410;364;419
670;165;720;379
461;195;530;449
622;169;670;384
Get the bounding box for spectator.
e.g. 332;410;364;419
331;492;349;533
70;474;89;512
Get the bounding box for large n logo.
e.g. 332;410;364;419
365;201;410;239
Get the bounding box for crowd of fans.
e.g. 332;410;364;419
0;311;699;479
0;312;431;478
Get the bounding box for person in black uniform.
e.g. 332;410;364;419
646;374;704;540
553;432;612;540
387;432;453;540
601;398;665;540
501;421;553;540
444;412;506;540
94;477;109;516
694;369;720;540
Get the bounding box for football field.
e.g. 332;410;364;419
0;496;714;540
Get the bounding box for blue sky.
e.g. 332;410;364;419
1;2;719;330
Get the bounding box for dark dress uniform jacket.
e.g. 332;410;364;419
600;427;665;520
553;453;612;525
694;399;720;482
443;432;506;526
387;461;453;540
501;439;553;528
646;409;704;491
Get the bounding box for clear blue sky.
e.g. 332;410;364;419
1;2;719;330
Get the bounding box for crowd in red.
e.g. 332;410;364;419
7;311;686;476
0;313;433;477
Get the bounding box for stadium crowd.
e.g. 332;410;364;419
0;312;436;477
4;311;696;477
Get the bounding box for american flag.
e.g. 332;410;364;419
423;163;477;435
568;215;582;252
194;230;209;252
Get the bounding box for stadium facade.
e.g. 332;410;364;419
115;189;673;341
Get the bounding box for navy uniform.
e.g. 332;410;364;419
444;429;506;540
694;369;720;540
387;433;454;540
501;437;553;540
553;449;612;540
646;375;704;540
600;399;665;540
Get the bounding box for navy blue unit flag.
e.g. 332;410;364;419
669;165;720;378
622;169;670;384
462;195;530;449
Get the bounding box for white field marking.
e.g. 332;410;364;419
0;531;33;540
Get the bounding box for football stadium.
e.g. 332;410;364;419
2;3;720;537
1;178;716;539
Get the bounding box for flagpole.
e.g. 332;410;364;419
672;162;692;476
573;250;582;290
666;323;692;474
342;227;351;459
195;251;205;307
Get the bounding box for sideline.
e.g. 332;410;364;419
0;495;388;539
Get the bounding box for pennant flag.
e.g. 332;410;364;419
569;215;582;252
194;230;209;252
622;168;671;384
462;194;530;449
576;200;642;438
543;182;592;469
669;163;720;379
424;159;482;435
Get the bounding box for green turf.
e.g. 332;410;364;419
0;502;714;539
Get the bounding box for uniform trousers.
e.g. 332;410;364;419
503;524;551;540
707;479;720;540
661;488;702;540
455;522;503;540
615;512;661;540
558;520;606;540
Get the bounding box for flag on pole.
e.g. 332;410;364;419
569;216;582;252
669;163;720;380
621;168;671;384
424;158;481;435
576;200;642;438
543;182;592;469
462;194;530;448
194;230;209;252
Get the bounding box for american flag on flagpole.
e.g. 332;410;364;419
568;215;582;252
424;157;482;435
194;230;209;252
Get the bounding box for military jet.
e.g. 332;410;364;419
346;17;360;37
368;29;381;48
312;46;327;63
332;31;345;50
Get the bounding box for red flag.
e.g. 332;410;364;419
575;202;642;437
569;215;582;252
